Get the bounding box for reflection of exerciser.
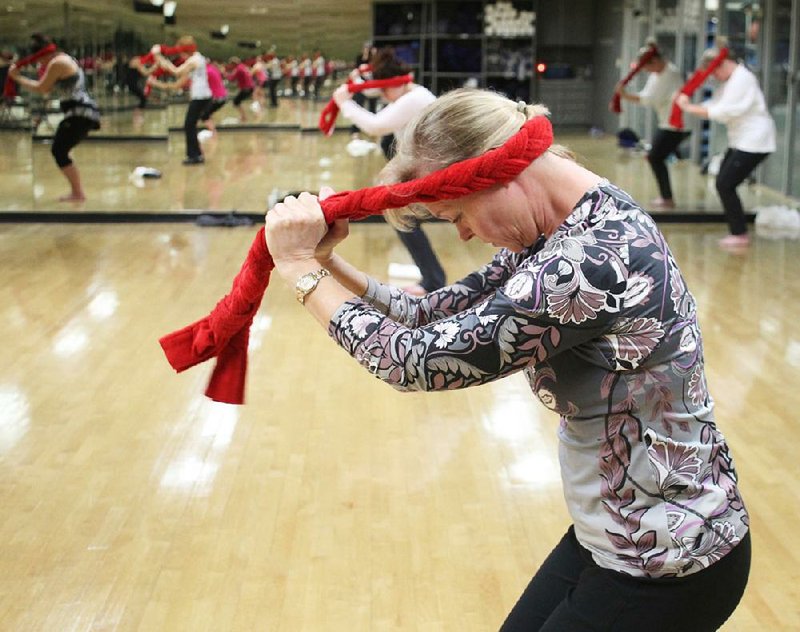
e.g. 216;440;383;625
140;43;197;99
609;42;658;114
2;42;57;100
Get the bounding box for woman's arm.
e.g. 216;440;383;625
8;54;73;94
675;94;709;119
336;86;428;137
156;53;197;79
147;74;189;92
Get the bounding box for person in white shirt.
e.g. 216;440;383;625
616;46;688;208
154;36;212;165
677;45;776;247
332;48;446;295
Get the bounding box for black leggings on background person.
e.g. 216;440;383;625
51;116;97;168
499;526;751;632
233;89;252;107
200;98;227;122
716;149;770;236
184;98;212;160
646;129;690;201
381;133;446;292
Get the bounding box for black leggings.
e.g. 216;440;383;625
716;149;770;236
184;98;212;160
646;129;690;200
233;89;253;106
200;98;227;122
499;526;751;632
52;116;96;168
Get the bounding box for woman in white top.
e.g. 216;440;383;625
616;45;688;208
333;48;446;295
154;36;212;165
677;44;776;247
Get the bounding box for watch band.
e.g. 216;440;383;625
295;268;331;304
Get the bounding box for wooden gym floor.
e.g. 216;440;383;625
0;102;799;631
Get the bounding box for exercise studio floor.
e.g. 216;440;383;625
1;106;799;631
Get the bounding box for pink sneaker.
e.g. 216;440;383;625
718;234;750;248
650;197;676;209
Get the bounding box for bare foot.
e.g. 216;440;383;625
58;193;86;202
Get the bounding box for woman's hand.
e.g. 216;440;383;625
265;191;329;279
314;186;349;264
332;83;352;106
675;94;690;110
8;64;20;79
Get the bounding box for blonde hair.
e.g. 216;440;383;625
379;88;573;230
700;36;731;68
176;35;196;48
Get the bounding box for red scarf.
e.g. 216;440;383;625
669;47;729;129
318;73;414;136
159;115;554;404
3;43;57;99
609;44;659;114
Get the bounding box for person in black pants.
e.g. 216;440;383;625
332;48;446;295
153;36;212;165
125;54;154;110
9;34;101;201
614;45;688;208
676;43;776;247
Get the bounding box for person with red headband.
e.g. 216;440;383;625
614;43;688;209
332;47;446;296
153;36;212;165
675;42;776;248
8;33;100;202
262;88;750;630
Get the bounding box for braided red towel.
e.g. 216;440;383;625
159;115;554;403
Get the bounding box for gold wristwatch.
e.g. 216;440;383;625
295;268;331;304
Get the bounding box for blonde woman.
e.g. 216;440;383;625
264;88;750;630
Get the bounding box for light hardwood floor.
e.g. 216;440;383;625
1;219;799;631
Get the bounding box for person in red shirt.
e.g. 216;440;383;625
226;57;254;122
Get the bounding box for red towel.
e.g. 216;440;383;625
159;115;554;404
3;43;57;99
609;44;659;114
668;47;729;129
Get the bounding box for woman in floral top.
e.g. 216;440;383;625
264;89;750;631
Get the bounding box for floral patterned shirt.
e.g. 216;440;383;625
329;182;749;578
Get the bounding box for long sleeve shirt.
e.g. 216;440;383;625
328;181;749;578
637;63;685;130
705;64;776;153
338;85;435;138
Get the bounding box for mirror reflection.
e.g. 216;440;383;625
1;0;797;215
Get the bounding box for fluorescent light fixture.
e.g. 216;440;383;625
163;1;176;17
150;0;164;6
221;23;229;35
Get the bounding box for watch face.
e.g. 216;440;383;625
298;275;316;292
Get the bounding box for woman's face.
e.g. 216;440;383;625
426;183;541;252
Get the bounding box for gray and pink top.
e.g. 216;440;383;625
329;181;748;578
